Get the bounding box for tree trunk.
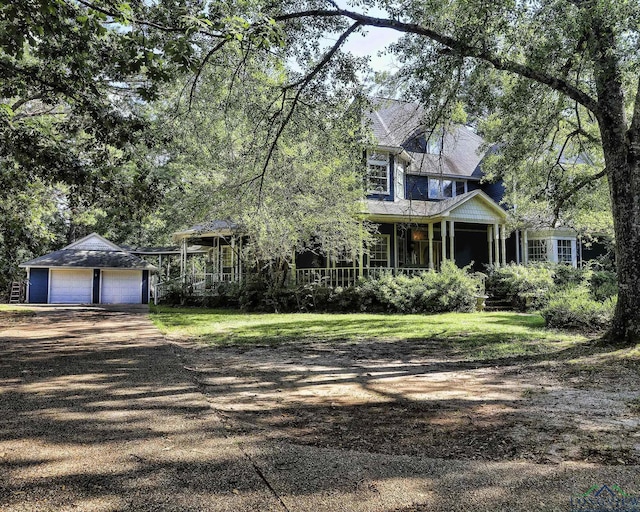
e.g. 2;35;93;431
591;19;640;345
598;97;640;345
604;144;640;345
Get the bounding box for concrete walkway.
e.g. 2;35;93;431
1;306;638;511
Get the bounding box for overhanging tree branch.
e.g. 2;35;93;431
255;21;361;204
552;166;608;224
71;0;223;38
188;39;229;108
274;8;601;115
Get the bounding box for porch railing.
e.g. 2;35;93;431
154;267;486;304
153;272;239;304
294;267;429;288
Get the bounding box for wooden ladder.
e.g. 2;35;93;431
9;281;23;304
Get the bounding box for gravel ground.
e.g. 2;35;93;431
1;306;639;511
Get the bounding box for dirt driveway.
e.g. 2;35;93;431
1;306;639;511
0;306;283;511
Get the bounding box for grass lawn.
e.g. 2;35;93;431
150;305;590;360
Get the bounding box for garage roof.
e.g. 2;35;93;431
19;233;156;271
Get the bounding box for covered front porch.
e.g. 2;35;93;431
155;191;520;297
293;218;513;287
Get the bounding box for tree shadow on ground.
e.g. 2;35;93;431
1;307;637;512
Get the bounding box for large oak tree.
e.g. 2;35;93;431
257;0;640;345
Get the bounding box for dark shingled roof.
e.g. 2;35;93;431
366;98;485;178
20;249;156;270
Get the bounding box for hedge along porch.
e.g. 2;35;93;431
19;233;156;305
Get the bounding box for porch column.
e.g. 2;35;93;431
213;238;218;278
358;222;364;277
501;224;507;266
239;238;243;281
494;223;500;267
180;238;187;282
231;237;236;281
428;223;434;269
523;229;529;265
393;223;398;271
158;255;163;280
515;230;521;264
488;225;493;265
441;219;447;264
449;220;455;264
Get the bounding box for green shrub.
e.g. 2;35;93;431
414;261;481;313
356;262;480;314
485;263;555;311
549;263;587;288
162;264;480;314
589;270;618;301
541;286;616;332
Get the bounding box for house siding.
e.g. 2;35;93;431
481;180;506;204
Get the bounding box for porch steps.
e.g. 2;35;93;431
9;281;24;304
484;298;513;312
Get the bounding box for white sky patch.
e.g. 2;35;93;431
290;2;403;75
341;25;402;73
336;0;402;72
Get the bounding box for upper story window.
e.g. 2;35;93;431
428;178;467;199
367;151;390;195
426;137;442;155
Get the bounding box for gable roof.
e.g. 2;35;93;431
366;98;485;179
19;233;156;270
65;233;122;251
365;190;507;223
368;99;425;148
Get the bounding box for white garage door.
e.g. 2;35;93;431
50;269;93;304
101;270;142;304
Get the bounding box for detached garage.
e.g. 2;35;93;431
20;233;156;305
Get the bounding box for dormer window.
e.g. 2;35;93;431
426;136;442;155
367;151;390;195
428;178;467;199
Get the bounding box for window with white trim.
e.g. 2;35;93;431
557;239;573;263
428;178;467;199
369;235;390;267
367;151;389;194
527;239;548;262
